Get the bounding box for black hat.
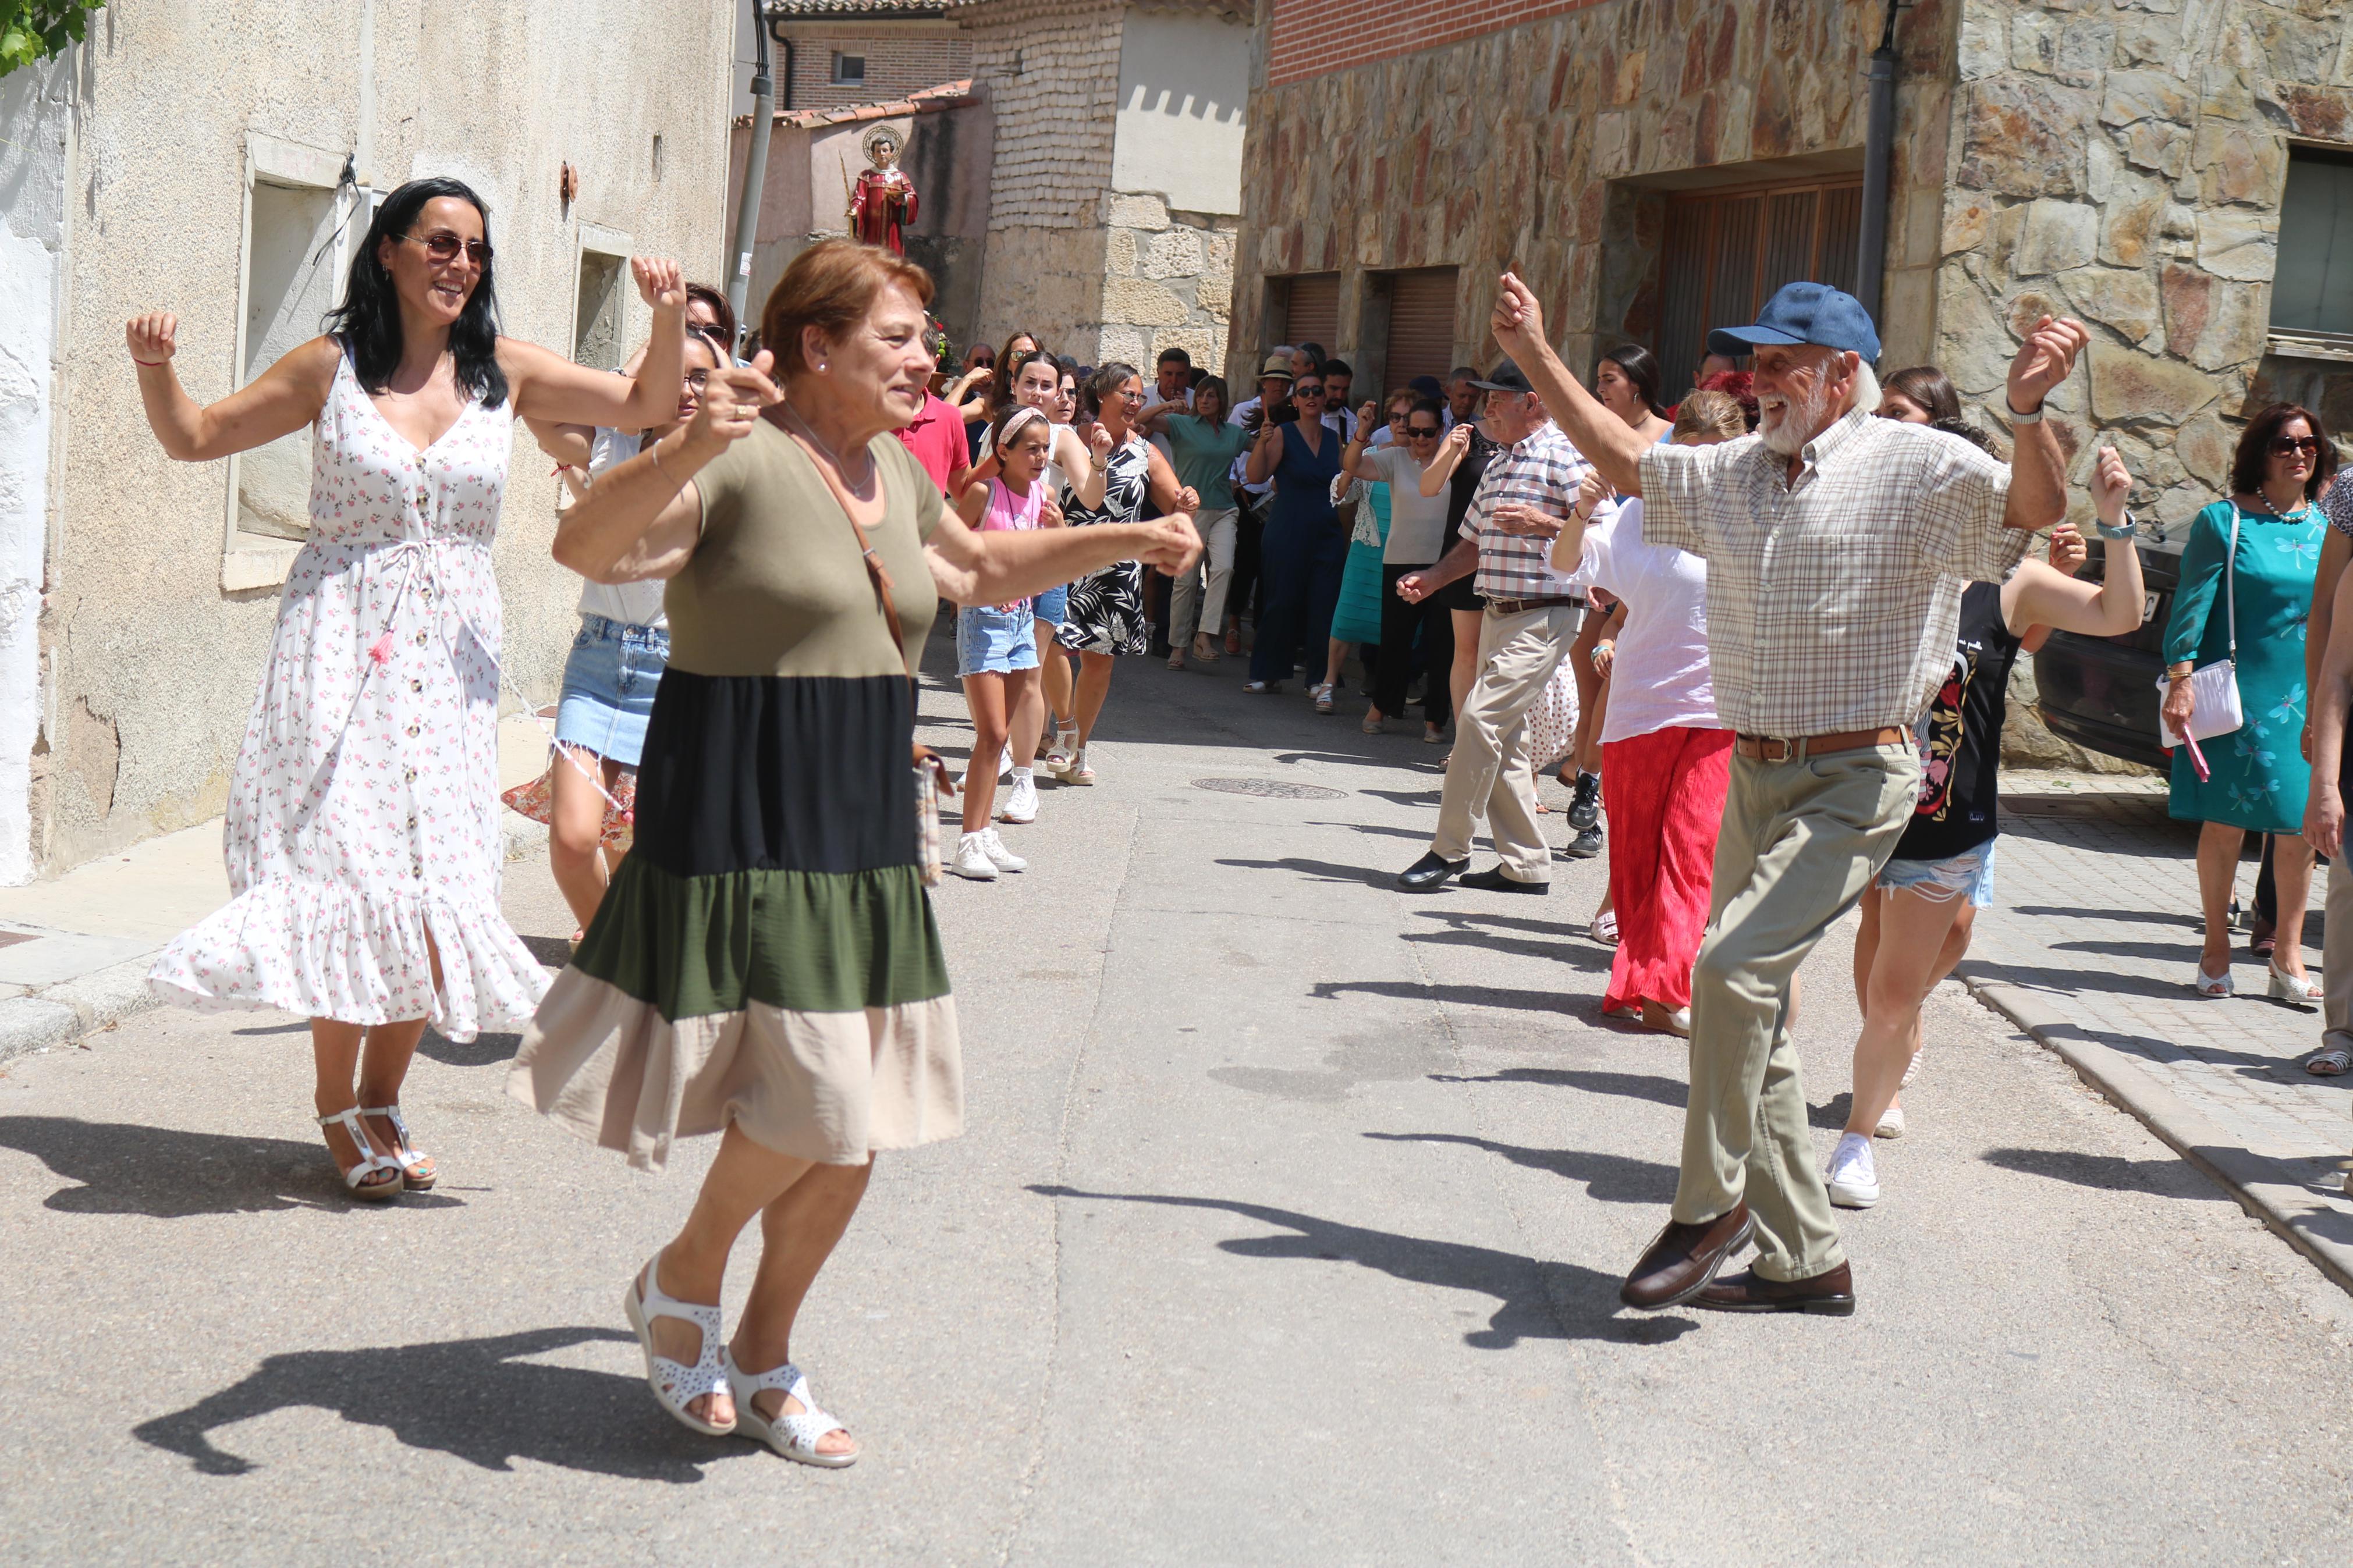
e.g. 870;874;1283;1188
1468;358;1531;393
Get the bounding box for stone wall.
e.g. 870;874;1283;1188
1099;194;1236;375
1939;1;2353;536
1231;0;1957;390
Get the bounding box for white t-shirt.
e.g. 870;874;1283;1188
577;429;669;628
1582;496;1717;742
1365;444;1453;566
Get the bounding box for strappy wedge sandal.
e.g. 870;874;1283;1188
360;1103;436;1190
723;1350;858;1468
623;1253;735;1437
315;1107;402;1201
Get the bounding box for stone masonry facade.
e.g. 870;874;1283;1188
1100;193;1237;378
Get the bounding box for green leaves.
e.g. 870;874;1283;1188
1;2;101;78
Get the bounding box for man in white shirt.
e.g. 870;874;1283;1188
1321;359;1358;442
1443;367;1482;432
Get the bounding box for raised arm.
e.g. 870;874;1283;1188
924;497;1199;606
1545;471;1613;576
1143;440;1198;517
551;354;779;584
1339;401;1386;481
508;257;687;430
2005;447;2148;641
126;316;338;462
1420;422;1472;496
1489;273;1648;496
1245;422;1284;486
2000;315;2090;532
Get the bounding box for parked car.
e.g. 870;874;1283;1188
2031;529;2184;770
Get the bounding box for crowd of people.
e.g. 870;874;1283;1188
118;175;2352;1467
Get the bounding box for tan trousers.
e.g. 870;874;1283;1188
2326;854;2353;1055
1169;506;1238;647
1429;602;1581;883
1674;741;1921;1281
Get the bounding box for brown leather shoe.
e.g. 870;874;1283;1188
1619;1204;1753;1310
1692;1263;1856;1315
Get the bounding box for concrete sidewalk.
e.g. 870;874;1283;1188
0;716;553;1060
1957;769;2353;1292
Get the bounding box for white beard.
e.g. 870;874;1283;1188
1758;374;1837;457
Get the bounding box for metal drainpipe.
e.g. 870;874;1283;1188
1854;0;1901;334
726;0;776;339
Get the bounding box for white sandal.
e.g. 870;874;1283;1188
623;1253;734;1437
724;1351;857;1468
2194;966;2234;999
314;1107;402;1201
359;1103;435;1190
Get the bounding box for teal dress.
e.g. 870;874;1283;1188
1330;480;1392;645
2163;497;2324;834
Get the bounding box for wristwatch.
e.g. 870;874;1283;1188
2096;509;2136;540
2006;397;2045;425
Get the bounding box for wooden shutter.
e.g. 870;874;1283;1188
1280;272;1342;358
1651;175;1866;397
1382;268;1458;390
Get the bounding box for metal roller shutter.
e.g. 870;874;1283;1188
1652;176;1865;398
1382;268;1458;393
1281;272;1342;358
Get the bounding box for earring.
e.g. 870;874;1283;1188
819;361;829;372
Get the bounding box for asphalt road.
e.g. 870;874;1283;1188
3;642;2351;1565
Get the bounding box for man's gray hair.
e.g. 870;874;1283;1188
1847;357;1881;419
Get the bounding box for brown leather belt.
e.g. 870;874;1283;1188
1734;727;1907;762
1482;594;1584;615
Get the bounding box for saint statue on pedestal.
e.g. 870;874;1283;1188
847;127;918;256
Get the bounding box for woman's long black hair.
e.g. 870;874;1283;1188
1599;343;1666;418
324;177;508;407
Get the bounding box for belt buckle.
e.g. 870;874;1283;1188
1747;734;1797;763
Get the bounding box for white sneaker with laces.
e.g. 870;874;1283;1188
980;827;1028;873
947;833;998;880
1000;771;1039;824
998;745;1015;781
1826;1132;1879;1209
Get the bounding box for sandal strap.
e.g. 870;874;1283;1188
314;1107;396;1189
360;1104;429;1167
726;1355;810;1401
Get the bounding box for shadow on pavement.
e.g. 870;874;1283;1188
134;1326;740;1480
2008;904;2202;929
1358;787;1443;808
1364;1131;1677;1203
1218;855;1393;887
1430;1066;1689;1110
419;1029;521;1070
0;1116;462;1217
1307;819;1431;842
1978;1145;2216;1197
1029;1185;1695;1348
230;1021;312;1037
516;934;574;969
1309;979;1582;1016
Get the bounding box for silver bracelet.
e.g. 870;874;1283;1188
2006;397;2046;425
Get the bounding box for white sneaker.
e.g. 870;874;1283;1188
1826;1132;1879;1209
1875;1104;1907;1139
998;745;1015;781
979;827;1028;873
1000;771;1039;824
947;833;998;880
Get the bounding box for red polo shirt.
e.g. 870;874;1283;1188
895;392;968;496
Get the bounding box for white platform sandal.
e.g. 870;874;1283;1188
723;1350;857;1468
623;1253;735;1437
315;1107;402;1201
359;1103;435;1190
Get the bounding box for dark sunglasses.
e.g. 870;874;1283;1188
406;232;491;266
1295;384;1325;397
2272;435;2322;457
1405;425;1442;439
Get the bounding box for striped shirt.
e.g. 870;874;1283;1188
1638;408;2028;736
1459;419;1592;600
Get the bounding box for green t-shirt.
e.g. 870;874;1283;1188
1164;414;1251;511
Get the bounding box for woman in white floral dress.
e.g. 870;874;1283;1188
129;177;691;1200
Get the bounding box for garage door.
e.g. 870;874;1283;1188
1280;272;1341;358
1382;268;1458;392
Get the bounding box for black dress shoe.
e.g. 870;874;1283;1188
1460;866;1548;894
1620;1204;1753;1309
1692;1262;1856;1315
1397;851;1468;890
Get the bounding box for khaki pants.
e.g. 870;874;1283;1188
2326;855;2353;1055
1674;741;1921;1282
1169;506;1238;648
1429;602;1581;882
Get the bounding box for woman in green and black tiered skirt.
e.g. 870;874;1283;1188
510;239;1199;1467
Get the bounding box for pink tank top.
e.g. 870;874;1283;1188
982;475;1044;534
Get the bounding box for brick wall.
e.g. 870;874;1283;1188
1266;0;1613;87
776;22;971;111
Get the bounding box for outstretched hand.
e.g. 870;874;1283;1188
1137;515;1203;577
684;350;780;452
126;312;179;365
2007;314;2088;413
632;256;687;311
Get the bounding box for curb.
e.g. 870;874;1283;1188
1957;968;2353;1298
0;954;166;1066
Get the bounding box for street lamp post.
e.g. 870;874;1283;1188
726;0;775;342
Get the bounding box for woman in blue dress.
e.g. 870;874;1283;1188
2161;402;2334;1003
1240;368;1345;694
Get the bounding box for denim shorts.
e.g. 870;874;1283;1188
957;603;1041;677
555;615;669;767
1032;583;1069;628
1876;837;1997;908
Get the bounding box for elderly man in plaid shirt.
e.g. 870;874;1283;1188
1495;275;2086;1317
1392;361;1605;893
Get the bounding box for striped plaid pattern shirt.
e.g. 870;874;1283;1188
1638;407;2028;737
1460;419;1593;600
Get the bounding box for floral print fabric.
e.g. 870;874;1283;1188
148;351;549;1041
1055;435;1151;656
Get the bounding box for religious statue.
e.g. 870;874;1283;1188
847;127;918;255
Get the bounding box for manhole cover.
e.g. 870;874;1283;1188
1191;777;1347;801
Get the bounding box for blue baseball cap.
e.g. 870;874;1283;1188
1708;281;1882;361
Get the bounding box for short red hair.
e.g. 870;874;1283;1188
758;238;934;377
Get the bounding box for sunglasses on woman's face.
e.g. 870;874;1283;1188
407;232;491;266
2273;435;2322;457
1406;424;1441;440
1295;384;1325;399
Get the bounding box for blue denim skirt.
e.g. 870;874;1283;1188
957;603;1041;677
555;614;670;767
1032;583;1069;629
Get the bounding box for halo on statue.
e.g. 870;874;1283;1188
860;125;904;169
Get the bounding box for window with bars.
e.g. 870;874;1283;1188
1653;178;1864;398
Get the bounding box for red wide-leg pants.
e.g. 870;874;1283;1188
1600;726;1734;1013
